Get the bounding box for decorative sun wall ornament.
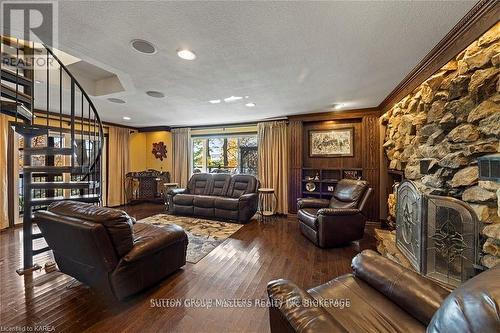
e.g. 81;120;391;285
152;141;167;161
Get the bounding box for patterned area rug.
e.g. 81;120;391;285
139;214;244;263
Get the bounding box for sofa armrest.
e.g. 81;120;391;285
317;208;361;216
267;279;346;333
238;193;258;223
297;198;330;209
168;188;187;195
351;250;451;325
123;224;187;263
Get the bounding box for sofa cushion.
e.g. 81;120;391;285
173;194;196;206
308;274;425;333
209;174;231;196
194;207;214;217
427;265;500;333
215;208;239;221
48;200;134;258
187;173;212;195
297;208;319;229
193;195;215;208
227;175;258;198
214;197;239;210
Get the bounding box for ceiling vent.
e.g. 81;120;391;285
131;39;156;54
107;98;126;104
146;91;165;98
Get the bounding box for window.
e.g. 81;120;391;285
192;134;258;176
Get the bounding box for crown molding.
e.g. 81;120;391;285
378;0;499;114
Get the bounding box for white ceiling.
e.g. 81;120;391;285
44;1;478;126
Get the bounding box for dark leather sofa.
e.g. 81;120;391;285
267;250;499;333
297;179;373;247
35;201;188;300
169;173;259;223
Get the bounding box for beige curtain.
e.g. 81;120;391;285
172;128;191;188
258;121;289;214
107;126;130;207
0;115;9;229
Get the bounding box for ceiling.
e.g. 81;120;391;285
33;1;479;126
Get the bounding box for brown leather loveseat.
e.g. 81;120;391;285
267;250;500;333
297;179;373;247
35;201;188;300
169;173;259;223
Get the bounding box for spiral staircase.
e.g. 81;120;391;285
0;36;104;274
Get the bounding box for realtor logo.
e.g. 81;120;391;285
1;1;58;48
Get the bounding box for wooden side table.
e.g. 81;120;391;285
258;188;277;222
163;182;179;211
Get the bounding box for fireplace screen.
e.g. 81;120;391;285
426;195;478;287
396;180;424;271
396;180;478;287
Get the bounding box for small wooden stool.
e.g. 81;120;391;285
258;188;277;222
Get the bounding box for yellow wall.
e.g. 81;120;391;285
129;132;147;172
128;130;173;174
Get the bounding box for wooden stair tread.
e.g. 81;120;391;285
23;147;74;155
1;36;36;49
1;68;32;86
0;83;32;104
31;194;100;205
1;52;32;68
23;165;91;173
30;181;98;189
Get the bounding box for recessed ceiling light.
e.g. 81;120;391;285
123;116;131;121
131;39;157;54
146;91;165;98
331;103;343;109
35;80;42;84
224;96;243;103
209;99;221;104
245;102;256;107
108;98;126;104
177;49;196;60
245;96;249;99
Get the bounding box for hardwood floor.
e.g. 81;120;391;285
0;203;377;333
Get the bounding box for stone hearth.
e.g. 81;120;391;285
381;23;500;269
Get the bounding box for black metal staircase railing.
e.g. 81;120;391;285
0;36;104;274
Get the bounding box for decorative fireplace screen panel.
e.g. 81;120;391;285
396;180;424;271
396;180;479;287
425;195;478;287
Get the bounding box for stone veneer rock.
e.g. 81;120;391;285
381;23;500;269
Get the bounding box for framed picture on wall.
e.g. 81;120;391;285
309;127;354;157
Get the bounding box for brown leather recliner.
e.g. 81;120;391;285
34;201;188;301
297;179;373;247
267;250;500;333
169;173;259;223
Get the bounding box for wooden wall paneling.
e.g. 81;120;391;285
288;120;303;214
362;115;380;221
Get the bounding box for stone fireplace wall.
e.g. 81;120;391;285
381;23;500;269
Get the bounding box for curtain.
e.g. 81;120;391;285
258;121;289;214
107;126;130;207
172;128;191;188
0;115;9;229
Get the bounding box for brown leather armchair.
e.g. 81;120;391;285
297;179;373;247
35;201;188;300
267;250;500;333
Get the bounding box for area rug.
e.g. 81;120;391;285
139;214;243;264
